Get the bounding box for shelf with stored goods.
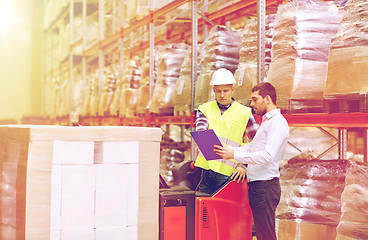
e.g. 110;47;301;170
43;0;286;122
284;112;368;163
284;112;368;128
41;0;367;165
44;0;99;78
21;114;195;127
43;0;346;121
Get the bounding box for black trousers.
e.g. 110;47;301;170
248;177;281;240
196;169;230;195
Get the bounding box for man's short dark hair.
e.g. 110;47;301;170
252;82;277;105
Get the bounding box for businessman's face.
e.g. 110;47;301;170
213;84;234;106
250;90;267;116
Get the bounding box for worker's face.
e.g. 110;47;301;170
250;90;267;116
213;84;234;106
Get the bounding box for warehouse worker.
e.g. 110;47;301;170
194;68;259;195
214;82;289;240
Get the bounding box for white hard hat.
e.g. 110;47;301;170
210;68;236;85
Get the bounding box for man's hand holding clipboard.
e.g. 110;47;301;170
191;129;244;183
213;144;235;160
190;129;224;160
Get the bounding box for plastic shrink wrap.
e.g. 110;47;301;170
47;77;62;119
70;70;86;119
159;136;191;185
277;159;351;225
56;74;70;118
267;0;343;109
137;48;159;115
336;164;368;240
173;45;203;116
117;57;142;117
82;69;100;117
126;0;173;24
97;64;119;116
234;15;275;106
324;0;368;95
149;43;188;115
84;63;122;117
194;25;242;109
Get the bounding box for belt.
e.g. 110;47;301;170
248;177;279;185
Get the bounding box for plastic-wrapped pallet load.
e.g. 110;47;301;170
276;159;353;240
194;25;242;109
0;125;162;240
149;43;188;116
234;15;275;106
48;77;62;120
267;0;343;110
70;71;86;118
83;69;100;117
324;0;368;95
277;159;350;225
336;164;368;240
173;45;203;116
119;57;142;117
125;0;172;24
57;74;70;118
98;64;119;116
136;48;159;116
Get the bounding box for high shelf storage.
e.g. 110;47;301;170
38;0;368;163
42;0;281;124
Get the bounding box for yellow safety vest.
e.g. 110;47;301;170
195;100;251;176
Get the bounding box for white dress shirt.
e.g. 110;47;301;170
231;109;289;182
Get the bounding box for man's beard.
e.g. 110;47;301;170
253;107;266;116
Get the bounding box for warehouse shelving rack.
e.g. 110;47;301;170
42;0;281;123
38;0;368;163
284;113;368;163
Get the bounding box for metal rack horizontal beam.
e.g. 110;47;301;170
284;113;368;128
44;1;99;34
22;112;368;129
85;0;190;56
44;4;69;34
206;0;278;20
123;0;280;55
78;115;195;127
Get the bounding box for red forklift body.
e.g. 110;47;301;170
159;179;252;240
195;180;252;240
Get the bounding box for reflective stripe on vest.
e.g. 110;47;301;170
194;100;251;176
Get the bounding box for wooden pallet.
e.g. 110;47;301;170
150;107;174;117
174;108;192;117
134;112;147;117
279;99;324;114
135;107;149;117
324;93;368;113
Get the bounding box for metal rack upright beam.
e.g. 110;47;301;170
257;0;266;83
191;0;199;162
82;0;87;115
69;0;75;124
98;0;105;100
149;0;155;100
364;129;368;163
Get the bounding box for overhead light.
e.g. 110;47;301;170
0;1;14;32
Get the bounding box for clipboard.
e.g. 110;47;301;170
190;129;223;160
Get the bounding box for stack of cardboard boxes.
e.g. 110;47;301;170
0;125;162;240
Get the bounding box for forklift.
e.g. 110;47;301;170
159;161;253;240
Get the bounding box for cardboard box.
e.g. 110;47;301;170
0;125;162;240
277;219;337;240
324;46;368;95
